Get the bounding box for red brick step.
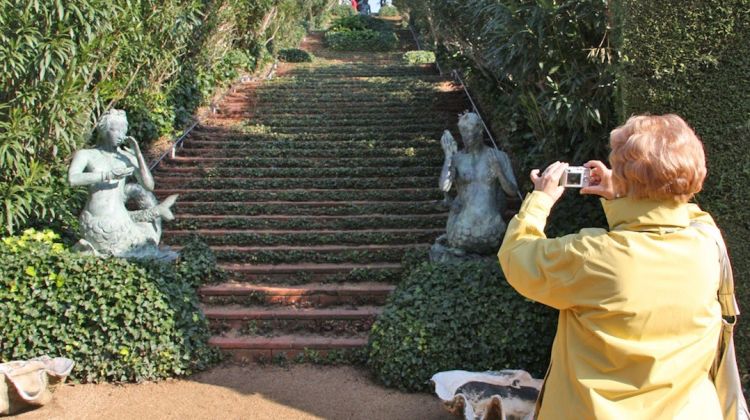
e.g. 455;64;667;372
199;282;395;307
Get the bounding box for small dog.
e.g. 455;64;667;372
432;370;542;420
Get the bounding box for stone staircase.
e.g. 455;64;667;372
153;29;469;362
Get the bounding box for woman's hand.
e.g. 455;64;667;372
530;161;568;202
580;160;618;200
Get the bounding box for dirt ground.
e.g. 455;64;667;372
14;363;455;420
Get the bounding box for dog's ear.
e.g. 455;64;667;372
512;379;521;388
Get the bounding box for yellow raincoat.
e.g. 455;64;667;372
498;191;722;420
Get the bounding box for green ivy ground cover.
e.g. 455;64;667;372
184;166;440;179
368;260;556;392
166;230;440;247
184;139;440;150
164;189;442;203
171;214;444;231
209;246;429;265
178;148;440;159
166;177;435;191
0;230;224;382
166;157;444;169
227;266;404;286
173;201;445;216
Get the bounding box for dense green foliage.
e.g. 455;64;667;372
403;50;435;65
278;48;315;63
378;5;400;17
325;15;398;51
396;0;615;164
395;0;614;233
368;260;556;392
612;0;750;384
0;0;335;235
0;229;224;382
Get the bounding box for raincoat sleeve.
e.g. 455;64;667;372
498;191;595;310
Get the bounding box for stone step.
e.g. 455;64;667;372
182;130;449;142
153;165;440;178
257;74;448;87
162;156;444;168
174;243;430;265
171;214;444;227
171;200;446;216
175;147;440;159
210;335;368;362
199;281;395;307
154;176;437;190
217;262;402;284
163;228;442;247
154;188;442;203
180;139;438;148
205;305;381;338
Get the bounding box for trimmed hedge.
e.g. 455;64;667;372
403;50;435;65
325;29;399;51
278;48;315;63
325;15;398;51
612;0;750;383
378;5;399;17
0;230;224;382
367;260;556;392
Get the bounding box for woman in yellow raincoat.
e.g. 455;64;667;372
498;114;723;419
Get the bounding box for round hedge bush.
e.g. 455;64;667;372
278;48;314;63
367;260;556;392
0;230;223;382
378;5;399;17
403;50;436;65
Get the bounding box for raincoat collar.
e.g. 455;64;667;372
602;196;690;233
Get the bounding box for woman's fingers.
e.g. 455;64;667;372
531;162;568;203
530;169;541;183
584;160;607;171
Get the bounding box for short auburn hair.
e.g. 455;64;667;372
609;114;706;203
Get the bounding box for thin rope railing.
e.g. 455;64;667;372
148;119;199;171
408;24;443;76
409;24;523;201
149;59;278;171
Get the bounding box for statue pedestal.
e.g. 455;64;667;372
73;239;179;261
429;235;498;265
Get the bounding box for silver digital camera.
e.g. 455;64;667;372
560;166;591;188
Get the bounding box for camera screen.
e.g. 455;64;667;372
566;172;582;185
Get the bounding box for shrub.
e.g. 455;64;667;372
612;0;750;387
367;260;556;392
330;4;357;18
325;29;399;51
0;1;333;234
329;14;390;32
379;5;399;17
403;50;435;64
278;48;315;63
0;229;223;382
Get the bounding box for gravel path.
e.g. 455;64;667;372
14;364;454;420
